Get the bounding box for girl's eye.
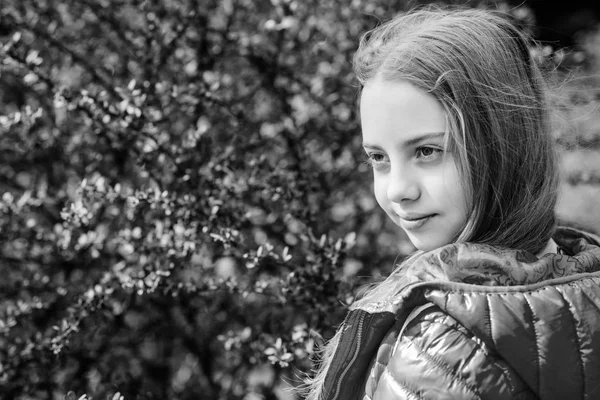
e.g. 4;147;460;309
416;146;443;160
364;152;388;167
370;153;386;162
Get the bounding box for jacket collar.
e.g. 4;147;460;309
321;227;600;400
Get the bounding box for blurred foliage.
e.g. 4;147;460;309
0;0;599;399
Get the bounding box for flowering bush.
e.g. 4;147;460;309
0;0;598;399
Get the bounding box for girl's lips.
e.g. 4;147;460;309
400;214;435;230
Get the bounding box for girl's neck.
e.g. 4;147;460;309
536;238;558;258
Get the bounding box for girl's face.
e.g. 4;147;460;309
360;78;470;252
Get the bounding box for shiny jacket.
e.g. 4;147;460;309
320;227;600;400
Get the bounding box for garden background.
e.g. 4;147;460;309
1;0;600;399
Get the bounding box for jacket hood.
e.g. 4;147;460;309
321;227;600;400
425;227;600;399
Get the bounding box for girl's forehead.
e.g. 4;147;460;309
360;79;446;128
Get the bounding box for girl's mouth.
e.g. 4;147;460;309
400;214;435;230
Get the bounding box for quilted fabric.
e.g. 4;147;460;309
365;273;600;399
320;227;600;400
365;306;534;399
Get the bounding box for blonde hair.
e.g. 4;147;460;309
305;6;560;399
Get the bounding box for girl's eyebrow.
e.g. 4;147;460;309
362;131;445;149
403;132;445;147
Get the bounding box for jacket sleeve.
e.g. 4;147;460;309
368;304;537;400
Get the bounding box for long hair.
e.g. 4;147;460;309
354;6;559;255
304;6;560;399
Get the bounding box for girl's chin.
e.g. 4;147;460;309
407;234;451;253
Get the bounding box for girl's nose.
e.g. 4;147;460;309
387;167;420;203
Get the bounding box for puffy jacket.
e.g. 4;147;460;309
319;227;600;400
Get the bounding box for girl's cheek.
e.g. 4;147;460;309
372;178;388;208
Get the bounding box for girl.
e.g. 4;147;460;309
306;6;600;400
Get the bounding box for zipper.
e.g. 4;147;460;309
330;310;367;400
